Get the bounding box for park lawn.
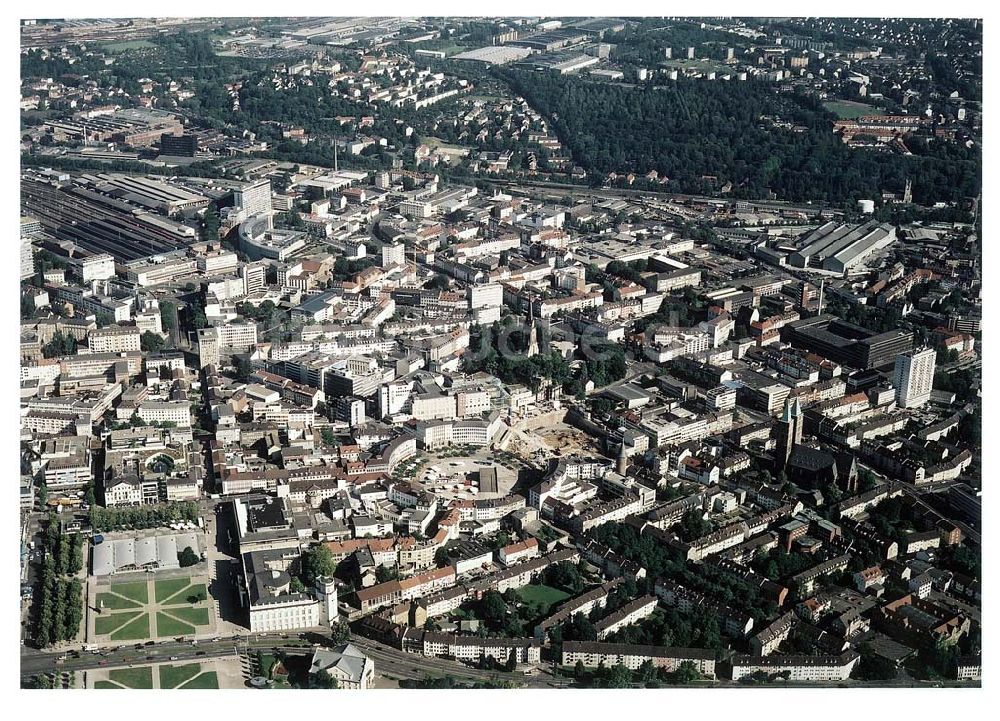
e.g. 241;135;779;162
109;666;153;689
155;578;192;603
159;664;201;689
155;611;195;637
180;671;219;689
110;581;149;605
95;611;141;636
96;592;140;611
516;584;571;612
162;582;207;606
165;606;210;627
109;613;151;641
258;652;279;678
94;680;122;689
823;100;874;119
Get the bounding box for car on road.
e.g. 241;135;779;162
98;661;108;666
144;641;155;646
169;656;179;661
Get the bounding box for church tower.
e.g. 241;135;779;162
525;302;539;358
616;436;629;476
775;396;803;468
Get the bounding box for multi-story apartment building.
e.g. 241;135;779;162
730;652;860;682
417;632;541;665
88;326;142;354
136;401;192;427
355;566;456;613
594;596;659;640
562;642;717;678
39;435;93;491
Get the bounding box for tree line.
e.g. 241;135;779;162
89;501;200;533
32;516;84;648
571;657;703;688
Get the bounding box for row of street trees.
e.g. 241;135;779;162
33;517;84;647
89;501;200;533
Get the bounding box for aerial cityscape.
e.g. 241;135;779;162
18;15;982;691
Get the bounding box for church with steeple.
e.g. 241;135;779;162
774;396;804;469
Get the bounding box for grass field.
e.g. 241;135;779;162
109;666;153;689
155;612;195;637
96;592;140;610
516;584;571;612
161;583;208;606
101;40;156;52
109;613;151;641
166;606;210;626
660;58;731;75
94;680;119;689
159;664;201;689
95;611;141;636
110;581;149;605
154;578;191;603
180;671;219;689
823;100;875;119
414;42;467;57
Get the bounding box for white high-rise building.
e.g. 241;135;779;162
79;253;116;282
20;238;34;280
468;283;502;311
242;261;267;294
234;179;272;218
893;348;936;409
197;327;221;369
381;243;405;268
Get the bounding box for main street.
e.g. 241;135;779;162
348;636;574;688
21;632;573;688
21;638;244;676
